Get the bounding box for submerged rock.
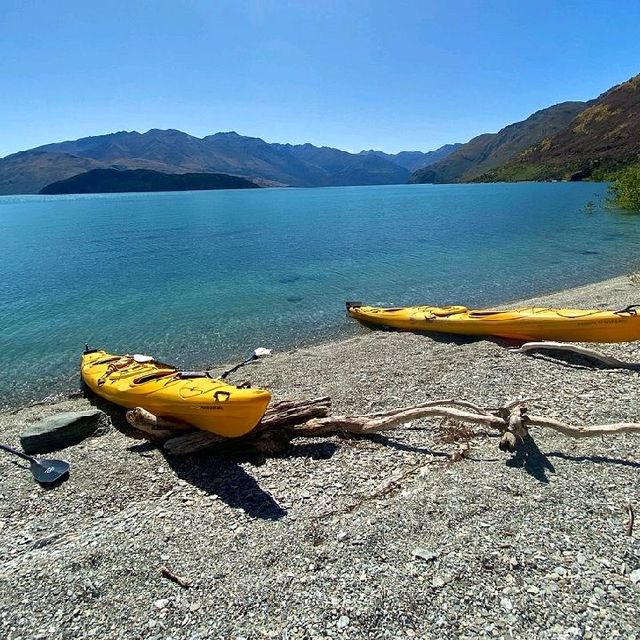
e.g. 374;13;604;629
20;409;110;454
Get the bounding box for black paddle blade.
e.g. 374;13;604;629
29;458;70;485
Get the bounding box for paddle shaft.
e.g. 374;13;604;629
0;443;35;463
220;353;257;379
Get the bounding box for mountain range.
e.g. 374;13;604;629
411;73;640;184
3;72;638;194
0;132;460;195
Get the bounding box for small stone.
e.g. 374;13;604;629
432;576;446;588
577;554;587;565
630;569;640;584
413;548;438;562
500;597;513;612
154;599;170;610
189;602;201;612
336;531;348;542
336;615;350;629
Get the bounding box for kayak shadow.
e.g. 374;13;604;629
83;386;133;432
82;390;288;519
354;321;521;348
163;451;289;520
161;440;337;520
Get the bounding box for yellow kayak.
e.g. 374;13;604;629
81;349;271;437
346;302;640;343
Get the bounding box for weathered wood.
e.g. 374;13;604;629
626;502;635;537
160;566;191;588
130;393;640;458
525;414;640;437
163;431;228;454
126;407;193;439
291;401;505;437
253;396;331;431
20;409;110;454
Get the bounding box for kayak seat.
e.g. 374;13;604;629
133;371;177;385
93;356;123;366
429;306;468;317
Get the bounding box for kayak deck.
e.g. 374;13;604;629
346;302;640;343
81;350;271;437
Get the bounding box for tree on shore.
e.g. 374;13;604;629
608;165;640;212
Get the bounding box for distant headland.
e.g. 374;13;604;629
39;168;260;195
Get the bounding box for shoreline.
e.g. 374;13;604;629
3;272;639;415
2;272;640;638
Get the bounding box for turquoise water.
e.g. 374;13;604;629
1;182;639;408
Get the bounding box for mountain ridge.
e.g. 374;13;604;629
0;130;459;195
475;74;640;182
409;101;590;184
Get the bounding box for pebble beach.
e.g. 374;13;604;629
1;275;640;639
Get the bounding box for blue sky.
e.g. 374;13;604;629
2;0;639;157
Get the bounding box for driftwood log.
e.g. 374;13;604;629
514;341;640;370
125;395;640;456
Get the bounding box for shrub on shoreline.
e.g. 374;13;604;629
608;165;640;212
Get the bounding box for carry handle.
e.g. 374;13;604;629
213;390;231;402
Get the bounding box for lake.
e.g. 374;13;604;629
1;182;639;408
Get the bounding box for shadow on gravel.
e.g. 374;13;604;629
84;389;132;432
354;323;520;348
546;451;640;469
83;388;291;519
286;441;337;460
362;433;450;457
506;434;555;483
163;453;289;520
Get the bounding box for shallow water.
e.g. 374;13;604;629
1;182;639;407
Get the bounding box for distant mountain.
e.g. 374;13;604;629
271;142;410;186
477;74;640;182
0;129;445;194
358;144;462;172
409;101;589;184
40;168;259;195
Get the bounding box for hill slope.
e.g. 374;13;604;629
40;168;259;194
0;130;422;194
409;101;589;184
477;74;640;181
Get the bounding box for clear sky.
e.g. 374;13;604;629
2;0;640;158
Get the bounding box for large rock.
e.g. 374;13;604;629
20;409;110;454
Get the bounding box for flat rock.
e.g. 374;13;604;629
20;409;110;454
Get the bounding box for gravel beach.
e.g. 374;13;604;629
2;275;640;639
